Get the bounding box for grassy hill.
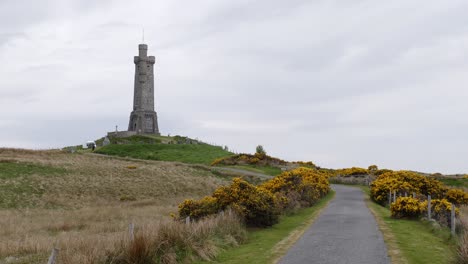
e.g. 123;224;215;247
0;136;288;263
93;135;233;165
0;148;231;263
96;143;232;165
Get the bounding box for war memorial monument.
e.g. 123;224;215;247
108;43;160;137
128;43;160;135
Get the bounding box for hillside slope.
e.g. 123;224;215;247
0;148;230;263
93;135;233;165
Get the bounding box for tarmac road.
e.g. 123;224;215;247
279;185;390;264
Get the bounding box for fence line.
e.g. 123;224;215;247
388;190;457;235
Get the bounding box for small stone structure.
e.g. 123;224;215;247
107;131;137;138
102;137;111;146
127;43;160;135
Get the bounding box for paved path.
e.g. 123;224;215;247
279;185;389;264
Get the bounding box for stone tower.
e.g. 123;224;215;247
128;44;160;135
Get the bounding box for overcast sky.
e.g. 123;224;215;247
1;0;467;174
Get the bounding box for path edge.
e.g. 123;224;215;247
271;190;336;264
359;186;408;264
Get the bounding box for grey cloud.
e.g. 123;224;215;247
1;0;468;173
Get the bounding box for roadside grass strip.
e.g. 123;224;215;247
197;190;335;264
361;186;457;264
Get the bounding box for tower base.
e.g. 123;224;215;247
128;110;160;135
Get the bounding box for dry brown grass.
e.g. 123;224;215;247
105;211;247;264
456;206;468;264
0;148;230;263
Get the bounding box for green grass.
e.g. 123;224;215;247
224;165;283;176
96;143;233;165
440;178;468;188
198;191;335;264
0;160;67;208
0;160;66;180
361;186;457;264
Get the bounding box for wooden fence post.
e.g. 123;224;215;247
185;216;190;224
388;190;392;205
129;223;135;241
393;190;396;203
451;204;456;235
47;247;59;264
428;195;431;219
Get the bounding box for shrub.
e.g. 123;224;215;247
390;197;427;218
212;178;279;227
178;178;280;227
210;158;225;166
445;188;468;206
178;167;331;227
178;196;220;220
430;199;459;226
260;167;330;211
370;170;448;205
292;161;317;169
250;157;260;164
332;167;369;177
374;169;393;176
419;177;447;198
255;145;266;156
368;165;378;173
431;199;459;216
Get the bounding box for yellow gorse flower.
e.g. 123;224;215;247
178;167;330;227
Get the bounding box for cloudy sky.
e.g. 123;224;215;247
1;0;467;174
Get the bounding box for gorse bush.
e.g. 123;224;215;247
368;165;378;173
212;178;279;227
178;196;219;220
374;169;393;176
178;167;330;227
371;170;468;209
324;167;370;178
335;167;369;177
390;197;460;226
179;178;279;227
391;197;427;219
445;188;468;206
260;167;330;211
370;171;449;205
430;199;459;225
292;161;317;169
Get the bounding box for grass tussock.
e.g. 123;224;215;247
105;211;247;264
456;206;468;264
